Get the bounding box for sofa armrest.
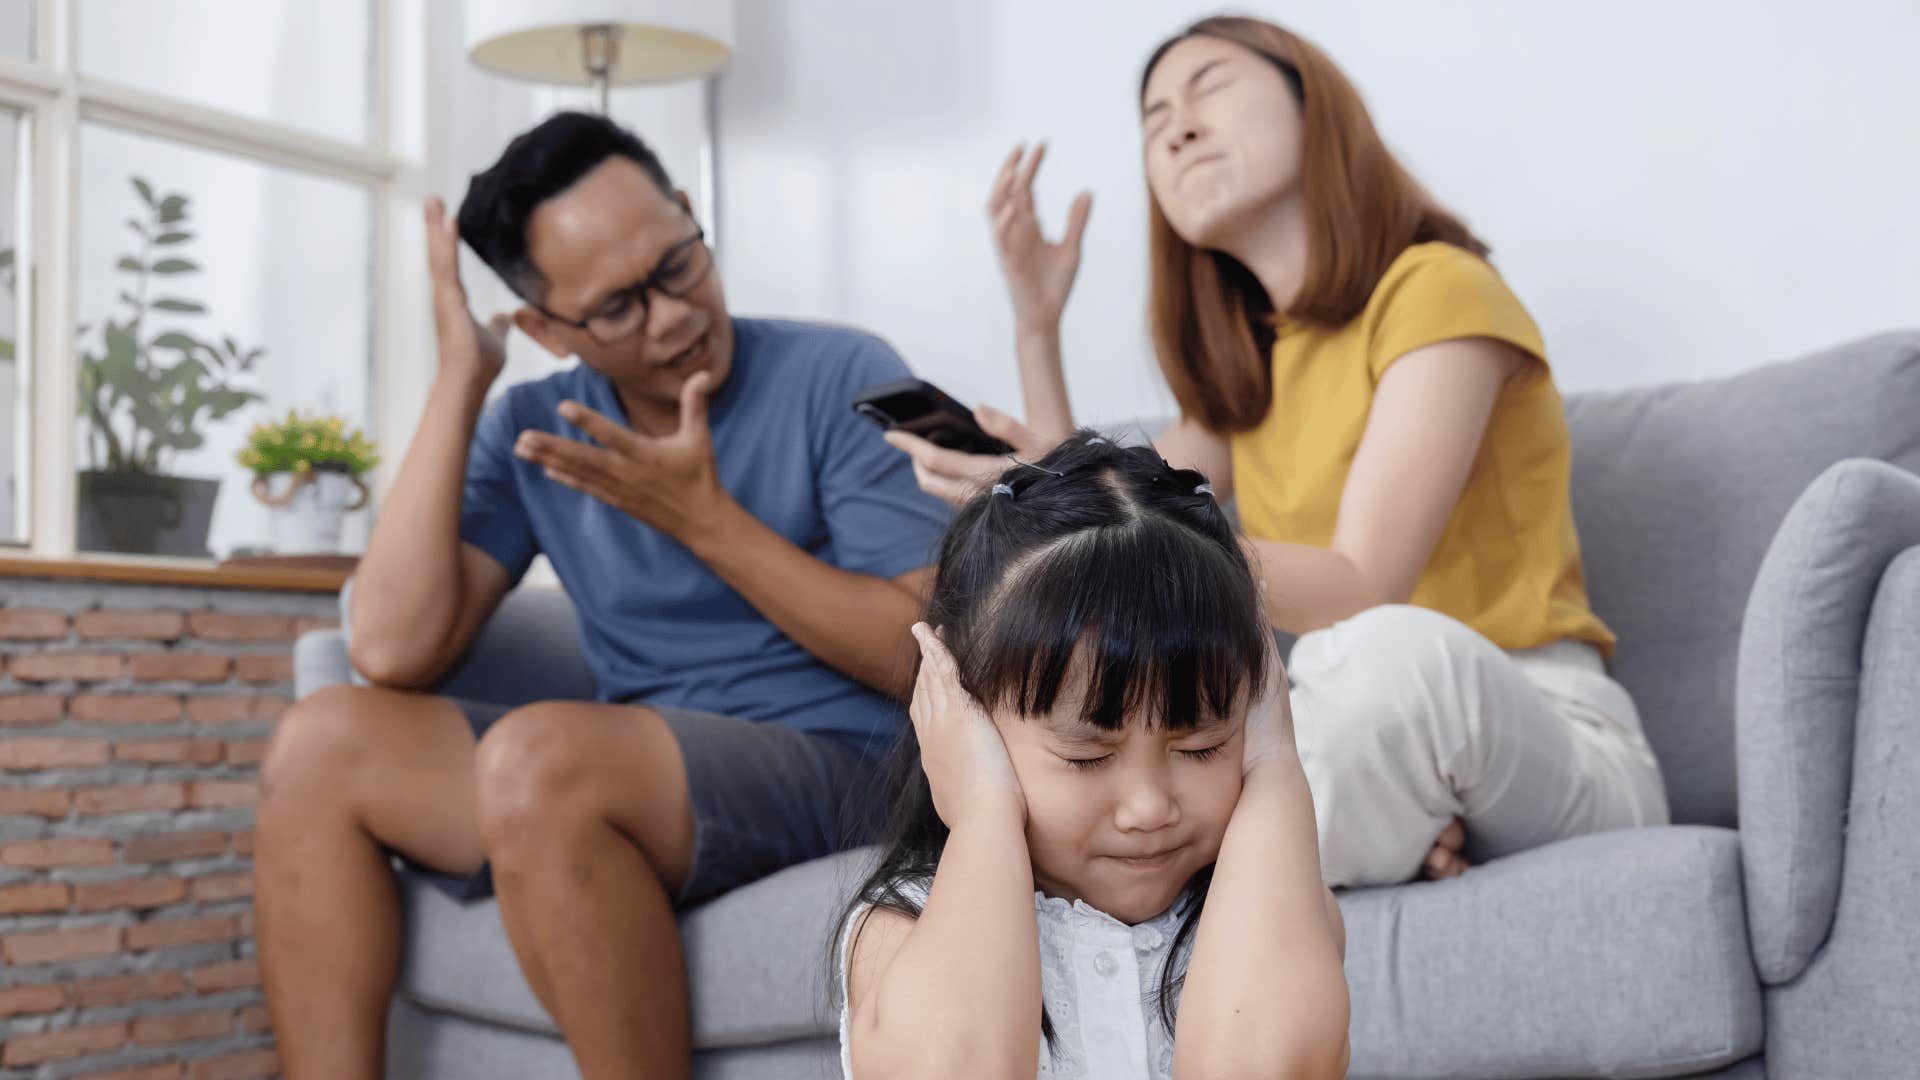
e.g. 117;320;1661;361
1763;545;1920;1075
293;629;353;699
1736;458;1920;984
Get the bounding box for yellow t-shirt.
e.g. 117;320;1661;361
1231;241;1615;655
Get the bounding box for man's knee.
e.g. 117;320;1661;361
260;684;386;807
473;702;662;850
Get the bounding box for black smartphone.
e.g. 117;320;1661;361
852;378;1015;456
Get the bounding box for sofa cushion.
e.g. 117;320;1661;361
1563;330;1920;826
396;847;874;1048
1342;825;1761;1079
1737;460;1920;985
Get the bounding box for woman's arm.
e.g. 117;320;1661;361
844;626;1042;1080
1175;656;1349;1080
1245;336;1526;635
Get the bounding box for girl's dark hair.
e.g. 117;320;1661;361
833;431;1271;1038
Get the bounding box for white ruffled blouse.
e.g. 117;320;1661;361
837;879;1193;1079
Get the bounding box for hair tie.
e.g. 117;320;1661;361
1194;483;1215;497
1086;436;1109;446
991;483;1015;498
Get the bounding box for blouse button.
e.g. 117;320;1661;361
1092;950;1119;977
1133;926;1165;952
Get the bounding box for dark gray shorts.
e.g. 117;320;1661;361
404;698;888;909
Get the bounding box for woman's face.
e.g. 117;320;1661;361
994;669;1245;925
1141;35;1305;249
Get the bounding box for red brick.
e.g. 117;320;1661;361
131;1008;233;1045
0;880;71;914
120;830;229;863
187;612;293;642
190;871;253;904
223;738;269;766
232;654;292;685
0;1020;127;1066
76;782;189;816
237;909;254;938
128;652;230;683
74;610;186;641
0;983;66;1017
69;692;184;724
231;829;255;857
78;1064;186;1080
187;693;290;725
293;617;341;637
71;970;188;1007
0;692;65;724
0;785;70;817
2;836;116;867
73;875;188;912
189;957;260;993
1;922;122;964
115;738;225;765
125;914;237;952
0;608;69;640
189;1048;278;1080
187;779;257;809
8;650;123;682
238;1003;271;1032
0;736;110;769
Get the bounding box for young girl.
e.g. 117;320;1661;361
889;15;1669;888
837;434;1349;1079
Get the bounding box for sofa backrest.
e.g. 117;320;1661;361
1563;331;1920;826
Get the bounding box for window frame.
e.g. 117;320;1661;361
0;0;430;562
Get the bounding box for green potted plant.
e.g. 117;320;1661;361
75;176;265;557
237;410;378;554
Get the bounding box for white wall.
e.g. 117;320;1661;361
711;0;1920;426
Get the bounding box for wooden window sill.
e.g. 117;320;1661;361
0;552;354;593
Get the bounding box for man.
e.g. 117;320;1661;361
255;112;948;1079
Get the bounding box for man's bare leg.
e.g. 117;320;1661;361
474;702;698;1080
255;685;489;1080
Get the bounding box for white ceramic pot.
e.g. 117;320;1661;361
252;468;368;555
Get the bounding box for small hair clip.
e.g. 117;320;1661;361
1195;483;1215;497
1086;436;1109;446
1005;455;1063;477
991;483;1015;498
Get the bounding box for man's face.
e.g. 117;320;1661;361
516;157;733;420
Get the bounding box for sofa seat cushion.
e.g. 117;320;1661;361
1343;825;1761;1079
396;847;876;1049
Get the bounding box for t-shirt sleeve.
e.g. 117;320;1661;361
1368;246;1548;381
458;392;539;586
812;337;952;581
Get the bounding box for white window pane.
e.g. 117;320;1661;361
75;124;374;559
79;0;372;144
0;109;23;544
0;0;31;60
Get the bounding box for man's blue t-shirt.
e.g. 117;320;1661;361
458;317;950;751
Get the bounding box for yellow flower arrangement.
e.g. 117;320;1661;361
237;409;379;477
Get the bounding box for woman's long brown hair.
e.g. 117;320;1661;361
1144;16;1489;432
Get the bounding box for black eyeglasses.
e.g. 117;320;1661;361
533;225;712;345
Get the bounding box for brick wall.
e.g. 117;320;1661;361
0;577;338;1080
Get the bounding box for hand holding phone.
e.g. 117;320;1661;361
852;378;1015;456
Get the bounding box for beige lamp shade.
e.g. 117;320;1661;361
463;0;736;86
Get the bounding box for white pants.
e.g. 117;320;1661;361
1287;605;1670;888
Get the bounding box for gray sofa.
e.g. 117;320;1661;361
294;331;1920;1078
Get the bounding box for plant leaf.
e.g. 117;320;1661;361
151;331;200;352
149;298;206;314
132;177;155;206
117;257;144;273
157;195;188;224
150;258;198;274
152;231;192;246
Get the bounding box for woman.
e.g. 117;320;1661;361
887;15;1669;887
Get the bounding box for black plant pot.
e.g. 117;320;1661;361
76;470;220;558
